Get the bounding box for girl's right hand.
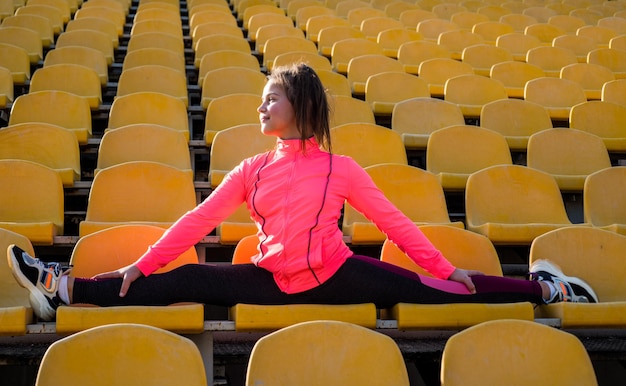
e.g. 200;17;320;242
92;264;144;297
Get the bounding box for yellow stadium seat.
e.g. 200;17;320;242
9;90;91;144
397;40;452;75
610;35;626;51
343;164;464;244
272;51;332;72
14;4;62;35
432;3;467;19
201;67;265;110
246;12;293;42
130;19;183;38
570;100;626;152
0;66;12;108
577;25;617;49
444;74;508;119
204;93;262;146
0;0;13;20
286;0;321;21
29;64;102;110
79;162;197;237
477;4;511;21
38;324;207;385
117;64;188;107
330;123;407;168
263;36;319;70
0;159;63;245
530;227;626;327
96;124;191;176
0;228;35;335
43;46;108;86
347;6;386;28
0;122;80;186
560;62;615;100
134;7;182;27
194;34;251;67
496;31;542;61
602;79;626;107
346;54;404;96
359;15;404;42
192;23;244;50
466;164;585;245
461;43;513;76
587;48;626;79
523;6;558;24
490;60;545;98
416;18;461;41
1;14;54;48
418;57;474;98
527;128;611;192
108;91;189;141
524;22;566;45
381;227;534;329
441;319;597;385
427;125;512;191
552;34;597;63
586;166;626;235
328;95;376;128
209;124;276;189
317;69;352;97
0;43;32;85
598;16;626;35
330;37;386;74
548;14;586;35
524;77;587;121
295;4;333;31
255;24;304;55
122;47;186;74
55;29;114;65
73;5;125;35
500;13;538;33
437;30;485;61
245;321;405;383
450;11;489;30
0;26;42;64
190;10;237;37
365;71;429;116
376;28;423;58
526;45;578;77
472;20;515;44
569;8;603;25
65;17;119;49
304;14;350;43
391;97;465;150
384;1;417;19
317;25;365;57
480;98;553;151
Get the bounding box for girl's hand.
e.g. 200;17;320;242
448;268;484;294
92;264;144;297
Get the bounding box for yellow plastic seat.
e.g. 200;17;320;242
317;69;352;97
441;319;597;385
477;4;511;21
201;67;265;110
381;227;534;329
524;77;587;121
583;167;626;236
305;14;350;43
437;30;485;61
246;12;293;43
577;25;616;49
365;71;429;116
523;6;558;24
79;162;197;237
472;20;515;44
359;15;404;42
55;29;114;65
569;8;603;25
465;164;585;245
56;225;204;334
130;19;183;39
416;18;461;41
134;7;182;27
204;93;262;146
495;31;542;61
384;1;418;19
192;23;244;50
347;6;386;29
398;9;436;30
242;4;284;29
272;51;332;72
0;0;13;20
108;91;189;141
0;43;32;85
194;34;251;67
330;123;407;168
0;229;35;335
96;124;191;176
343;164;463;244
598;16;626;35
552;34;597;63
461;43;513;76
73;5;125;35
418;57;474;98
209;124;276;189
9;90;92;144
569;100;626;152
427;125;512;191
286;0;321;21
530;227;626;327
450;11;489;30
0;123;80;186
117;65;188;107
0;159;63;245
65;17;119;49
609;35;626;51
527;128;611;192
245;321;406;383
29;63;102;110
391;97;465;150
602;79;626;107
122;47;186;75
587;48;626;79
346;54;404;96
330;37;384;74
444;74;508;119
490;60;545;98
1;14;54;48
14;4;62;35
317;25;366;57
263;35;318;70
500;13;538;33
376;28;423;58
43;46;108;86
560;62;615;100
37;324;207;385
0;26;42;64
255;24;304;55
525;46;578;77
0;66;12;108
237;0;276;22
524;22;566;45
295;4;334;31
328;95;376;128
548;14;586;35
190;10;238;39
397;40;451;75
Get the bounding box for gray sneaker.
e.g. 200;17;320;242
7;245;66;321
530;259;598;304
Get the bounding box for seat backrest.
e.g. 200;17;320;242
346;53;404;93
0;228;35;308
381;224;503;277
328;95;376;127
74;5;125;34
198;49;260;85
500;13;538;32
376;28;423;58
472;20;515;43
443;74;508;110
84;161;197;224
398;9;437;29
417;58;474;97
330;37;384;73
587;48;626;74
416;18;460;41
65;17;119;48
359;16;404;41
317;69;352;97
43;46;108;86
460;43;513;75
247;12;293;41
36;323;207;386
396;40;452;74
524;22;565;43
70;225;198;277
365;71;429;112
331;123;407;167
552;34;598;62
130;19;183;38
525;46;578;76
583;166;626;230
577;26;617;47
255;24;304;54
495;31;542;61
263;35;318;70
30;63;102;109
14;4;63;34
490;60;545;97
441;319;597;386
524;77;587;112
0;43;31;84
548;14;586;35
304;14;350;42
466;164;572;227
122;47;186;74
129;31;185;55
392;97;465;137
480;98;552;146
570;101;626;141
602;79;626;106
117;64;188;106
204;93;262;144
97;124;191;173
245;320;409;386
201;67;266;110
1;14;54;48
438;29;485;60
54;30;114;65
232;234;259;264
272;50;332;72
0;26;42;64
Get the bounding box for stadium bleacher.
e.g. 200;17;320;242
1;0;626;384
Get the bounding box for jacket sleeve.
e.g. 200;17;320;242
344;160;456;279
135;162;249;276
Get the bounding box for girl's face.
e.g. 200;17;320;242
258;80;299;139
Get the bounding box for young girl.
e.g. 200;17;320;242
8;63;597;322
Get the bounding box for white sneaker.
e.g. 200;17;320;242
530;259;598;304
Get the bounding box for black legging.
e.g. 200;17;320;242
72;255;545;308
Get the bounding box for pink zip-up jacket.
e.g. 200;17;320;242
135;137;457;293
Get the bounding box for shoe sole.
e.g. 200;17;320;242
530;259;599;303
6;245;56;321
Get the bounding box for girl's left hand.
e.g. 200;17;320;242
448;268;484;294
